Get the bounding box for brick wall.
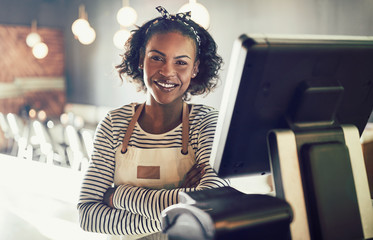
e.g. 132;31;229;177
0;24;65;118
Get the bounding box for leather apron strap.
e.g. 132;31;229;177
120;103;144;154
181;101;189;155
121;102;189;154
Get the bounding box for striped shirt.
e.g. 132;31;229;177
78;103;229;236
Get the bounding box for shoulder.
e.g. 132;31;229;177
95;103;138;146
190;103;218;119
189;103;219;127
97;103;135;130
108;103;135;119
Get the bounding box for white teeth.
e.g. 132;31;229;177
158;82;176;88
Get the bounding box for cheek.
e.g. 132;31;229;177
143;63;157;81
142;70;152;88
179;71;193;85
178;66;194;77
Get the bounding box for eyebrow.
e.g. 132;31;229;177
149;49;192;60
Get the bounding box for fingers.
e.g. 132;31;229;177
103;187;117;208
184;172;201;187
188;163;206;175
185;164;205;183
181;163;206;188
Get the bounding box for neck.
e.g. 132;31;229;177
138;98;183;134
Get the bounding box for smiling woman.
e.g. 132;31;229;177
77;6;228;240
117;6;222;101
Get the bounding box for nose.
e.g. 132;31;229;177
159;62;176;77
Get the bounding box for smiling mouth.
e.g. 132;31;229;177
154;81;179;92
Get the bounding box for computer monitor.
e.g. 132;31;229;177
211;34;373;178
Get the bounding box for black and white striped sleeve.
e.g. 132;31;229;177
77;113;162;235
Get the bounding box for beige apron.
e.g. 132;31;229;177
109;102;195;240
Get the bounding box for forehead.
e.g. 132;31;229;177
145;32;197;57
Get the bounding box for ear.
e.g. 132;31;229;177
191;59;200;78
138;52;145;69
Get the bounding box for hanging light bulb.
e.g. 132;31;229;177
26;33;41;47
72;4;90;36
26;20;48;59
26;20;41;47
178;0;210;29
72;4;96;45
116;0;137;27
113;0;136;49
117;6;137;27
72;18;90;36
78;26;96;45
32;42;48;59
113;28;131;49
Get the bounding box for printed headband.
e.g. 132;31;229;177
147;6;201;50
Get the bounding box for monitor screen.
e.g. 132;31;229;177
211;34;373;178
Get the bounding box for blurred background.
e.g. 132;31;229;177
0;0;373;239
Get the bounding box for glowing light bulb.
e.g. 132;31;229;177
47;120;54;129
71;18;90;36
26;32;41;47
179;2;210;29
116;6;137;27
78;26;96;45
29;109;36;118
60;113;69;125
32;42;48;59
38;110;47;121
113;29;131;49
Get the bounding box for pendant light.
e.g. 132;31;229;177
178;0;210;29
78;25;96;45
26;20;48;59
113;0;136;49
71;4;96;45
116;0;137;27
26;20;41;47
113;28;131;49
32;42;49;59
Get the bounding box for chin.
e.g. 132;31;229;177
152;96;183;106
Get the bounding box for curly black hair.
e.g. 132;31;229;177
116;11;223;100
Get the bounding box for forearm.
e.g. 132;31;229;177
112;184;184;221
111;164;228;221
78;201;161;235
111;133;229;221
79;160;162;235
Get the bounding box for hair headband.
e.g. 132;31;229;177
146;6;201;51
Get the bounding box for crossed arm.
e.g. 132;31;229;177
77;111;229;235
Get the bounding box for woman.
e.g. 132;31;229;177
78;6;229;240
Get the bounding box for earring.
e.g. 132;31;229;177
139;64;143;69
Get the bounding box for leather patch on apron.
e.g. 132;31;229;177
137;166;160;179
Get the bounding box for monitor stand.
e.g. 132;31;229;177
268;125;373;240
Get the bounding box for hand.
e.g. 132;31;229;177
103;186;117;208
180;163;206;188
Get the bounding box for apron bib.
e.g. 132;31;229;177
114;144;195;189
109;102;195;240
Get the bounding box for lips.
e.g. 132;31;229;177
154;80;180;92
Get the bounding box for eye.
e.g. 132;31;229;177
151;55;163;62
175;60;187;65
